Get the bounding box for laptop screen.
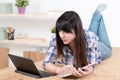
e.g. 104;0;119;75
8;54;42;77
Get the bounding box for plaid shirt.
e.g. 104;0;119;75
43;30;102;69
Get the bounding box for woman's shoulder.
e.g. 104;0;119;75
85;30;95;36
84;30;99;40
49;33;56;45
84;30;99;48
50;33;56;41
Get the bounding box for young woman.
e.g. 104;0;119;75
42;4;112;77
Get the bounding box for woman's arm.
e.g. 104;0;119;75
45;63;61;74
45;63;74;75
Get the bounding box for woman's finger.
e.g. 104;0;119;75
78;68;86;76
72;67;84;77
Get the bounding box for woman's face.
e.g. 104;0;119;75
59;30;76;45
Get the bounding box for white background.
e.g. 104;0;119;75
0;0;120;47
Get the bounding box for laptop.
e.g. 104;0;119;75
8;54;55;78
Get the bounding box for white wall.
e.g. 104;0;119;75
0;0;120;47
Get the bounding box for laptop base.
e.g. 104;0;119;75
15;70;40;78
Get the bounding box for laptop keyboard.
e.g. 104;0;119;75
39;70;55;77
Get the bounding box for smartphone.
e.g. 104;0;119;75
86;62;97;67
81;62;97;71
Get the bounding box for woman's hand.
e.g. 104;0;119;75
78;66;94;77
55;65;74;75
72;66;94;77
55;64;94;77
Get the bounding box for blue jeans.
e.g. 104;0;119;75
88;11;112;60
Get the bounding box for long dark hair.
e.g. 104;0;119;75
56;11;88;68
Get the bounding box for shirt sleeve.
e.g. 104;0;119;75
86;31;102;66
42;35;57;70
